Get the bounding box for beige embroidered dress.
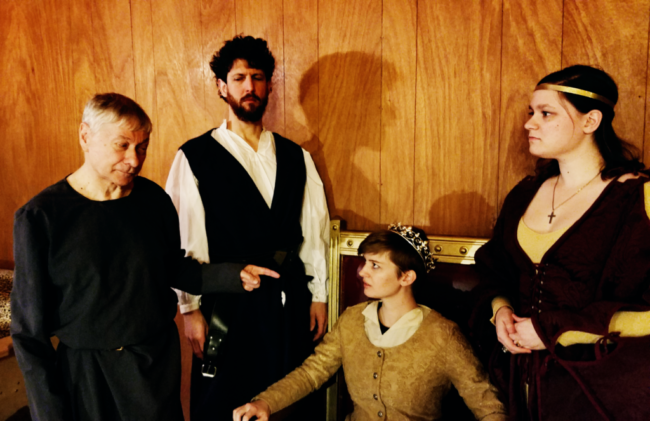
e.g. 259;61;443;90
255;301;506;420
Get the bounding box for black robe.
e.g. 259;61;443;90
11;175;258;421
11;177;185;421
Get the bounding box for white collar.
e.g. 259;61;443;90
216;120;274;155
362;301;425;348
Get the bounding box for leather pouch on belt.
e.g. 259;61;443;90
201;304;229;378
201;244;304;378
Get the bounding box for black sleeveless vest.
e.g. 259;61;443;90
180;129;306;262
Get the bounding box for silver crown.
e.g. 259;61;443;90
388;223;436;273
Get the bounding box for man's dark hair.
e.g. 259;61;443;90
358;229;427;282
209;35;275;87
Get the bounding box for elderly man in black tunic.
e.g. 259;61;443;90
10;93;278;421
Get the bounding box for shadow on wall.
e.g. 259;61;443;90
297;52;397;231
428;191;496;236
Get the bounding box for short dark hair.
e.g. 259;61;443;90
534;65;644;180
209;35;275;102
358;229;427;282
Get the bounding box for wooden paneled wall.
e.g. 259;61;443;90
3;0;650;260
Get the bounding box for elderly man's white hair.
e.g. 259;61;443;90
82;93;152;134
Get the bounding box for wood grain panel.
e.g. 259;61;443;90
497;0;563;214
380;0;417;226
70;0;97;130
645;21;650;168
0;0;83;267
57;0;91;173
3;0;650;267
563;0;650;152
0;0;27;266
283;0;318;145
201;0;236;129
131;0;159;184
414;0;502;237
91;0;136;97
283;0;324;221
235;0;285;134
318;0;383;231
150;0;208;186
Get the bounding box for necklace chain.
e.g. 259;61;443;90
548;171;601;224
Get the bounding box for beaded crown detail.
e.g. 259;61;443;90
388;223;436;273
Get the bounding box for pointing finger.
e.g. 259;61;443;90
250;266;280;278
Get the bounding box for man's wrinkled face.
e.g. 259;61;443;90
80;121;149;188
220;59;271;122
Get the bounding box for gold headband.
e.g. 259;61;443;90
535;83;615;108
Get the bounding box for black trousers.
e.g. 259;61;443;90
58;322;183;421
189;270;314;420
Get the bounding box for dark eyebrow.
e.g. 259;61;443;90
531;103;556;110
232;70;265;77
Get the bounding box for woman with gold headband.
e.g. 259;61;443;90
472;64;650;420
233;225;507;421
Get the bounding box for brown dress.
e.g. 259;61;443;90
472;173;650;421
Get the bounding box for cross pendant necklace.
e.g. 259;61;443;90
548;171;601;224
547;210;556;224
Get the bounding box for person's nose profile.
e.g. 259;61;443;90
124;146;141;169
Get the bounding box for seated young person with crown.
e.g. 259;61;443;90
233;224;507;421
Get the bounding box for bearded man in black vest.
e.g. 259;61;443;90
165;35;330;420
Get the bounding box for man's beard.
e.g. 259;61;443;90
227;92;269;123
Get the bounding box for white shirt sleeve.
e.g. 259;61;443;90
165;150;209;314
300;150;330;303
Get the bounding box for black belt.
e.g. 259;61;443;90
201;246;303;378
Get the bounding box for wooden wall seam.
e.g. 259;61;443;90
282;0;287;135
412;0;418;228
560;0;566;69
494;0;505;223
379;0;383;226
644;2;650;164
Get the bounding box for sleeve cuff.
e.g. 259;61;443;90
201;263;247;294
556;330;601;347
179;302;200;314
308;279;328;303
609;310;650;336
490;296;512;325
250;397;273;414
557;310;650;346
